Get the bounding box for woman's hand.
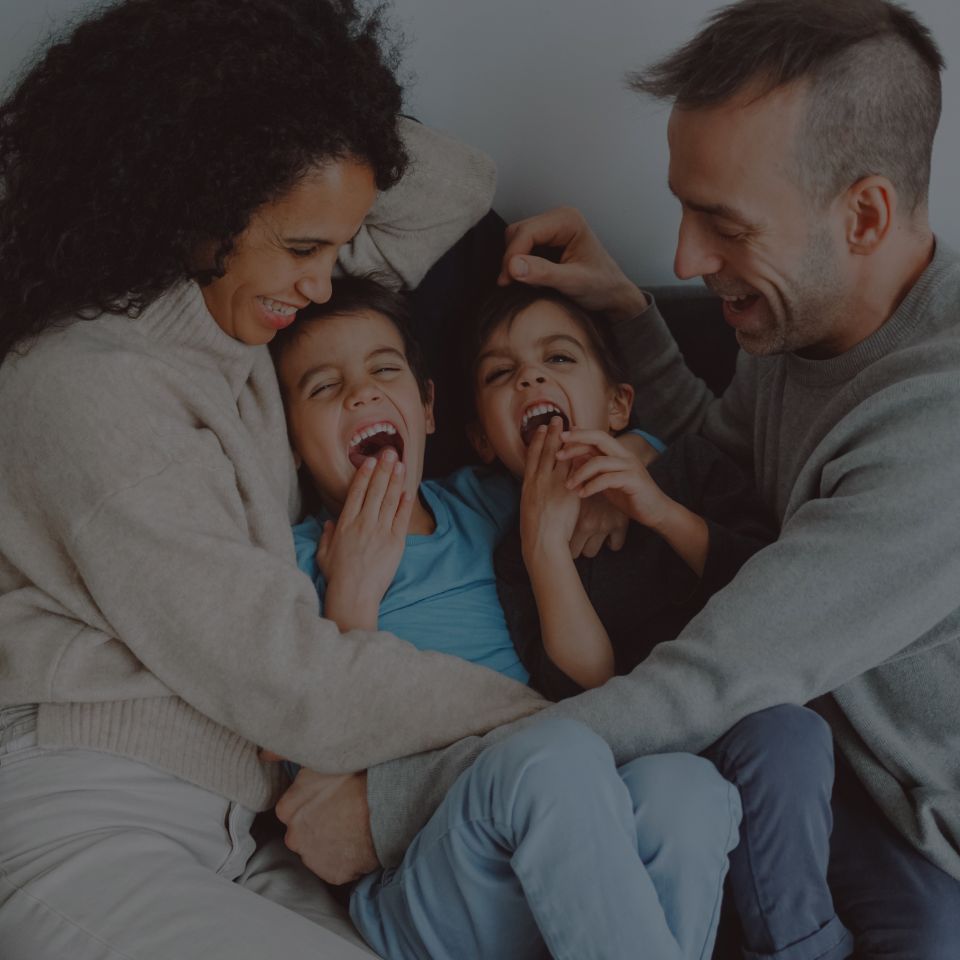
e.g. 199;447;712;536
496;207;649;322
561;429;672;529
520;417;582;565
319;449;414;631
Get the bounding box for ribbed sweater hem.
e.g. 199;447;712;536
36;698;283;811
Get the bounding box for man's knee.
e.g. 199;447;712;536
707;704;833;783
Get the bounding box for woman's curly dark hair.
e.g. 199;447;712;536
0;0;408;360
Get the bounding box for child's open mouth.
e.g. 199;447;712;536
520;403;570;446
347;422;405;468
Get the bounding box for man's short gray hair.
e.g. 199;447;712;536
629;0;944;213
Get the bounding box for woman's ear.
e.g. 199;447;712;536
608;382;635;431
423;379;436;436
467;420;497;464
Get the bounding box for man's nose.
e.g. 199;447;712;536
674;211;724;280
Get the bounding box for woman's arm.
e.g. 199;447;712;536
336;117;497;289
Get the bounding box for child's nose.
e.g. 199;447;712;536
517;369;547;389
347;380;381;406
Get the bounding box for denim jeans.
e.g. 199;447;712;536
350;716;742;960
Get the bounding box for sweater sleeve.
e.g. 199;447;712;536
2;356;544;776
367;353;960;865
609;297;755;464
335;117;497;289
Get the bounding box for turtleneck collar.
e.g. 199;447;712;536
137;281;263;397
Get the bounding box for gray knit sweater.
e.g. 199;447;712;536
0;120;544;812
367;242;960;880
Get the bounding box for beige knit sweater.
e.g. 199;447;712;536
0;120;544;811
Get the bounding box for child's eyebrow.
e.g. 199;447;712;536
293;346;406;391
539;334;586;351
477;332;586;364
367;347;406;363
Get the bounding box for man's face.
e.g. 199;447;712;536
667;83;854;358
276;309;434;515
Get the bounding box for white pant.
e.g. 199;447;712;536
0;705;377;960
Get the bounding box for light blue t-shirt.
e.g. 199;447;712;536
294;466;529;683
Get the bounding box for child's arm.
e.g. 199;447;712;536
562;428;710;576
519;418;615;689
318;453;414;631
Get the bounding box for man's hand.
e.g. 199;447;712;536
319;449;413;631
497;206;649;322
275;768;380;886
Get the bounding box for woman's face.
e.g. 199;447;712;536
200;159;377;345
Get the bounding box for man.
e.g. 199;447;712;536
278;1;960;955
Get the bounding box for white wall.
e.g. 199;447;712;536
390;0;960;285
3;0;958;287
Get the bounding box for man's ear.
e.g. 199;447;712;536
423;380;436;436
608;382;635;432
844;175;894;255
467;420;497;464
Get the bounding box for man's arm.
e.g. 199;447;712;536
367;365;960;866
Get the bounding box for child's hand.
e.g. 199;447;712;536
318;450;414;631
561;429;672;529
520;416;582;564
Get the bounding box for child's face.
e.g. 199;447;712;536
276;309;434;515
472;300;632;477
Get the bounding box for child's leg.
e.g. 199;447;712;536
350;716;740;960
703;704;854;960
617;752;741;959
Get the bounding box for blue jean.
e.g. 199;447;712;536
706;703;960;960
827;747;960;960
351;717;742;960
705;705;853;960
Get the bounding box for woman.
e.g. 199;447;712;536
0;1;543;957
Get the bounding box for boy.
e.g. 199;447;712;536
270;276;740;960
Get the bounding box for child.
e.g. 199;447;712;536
465;284;775;700
271;276;741;960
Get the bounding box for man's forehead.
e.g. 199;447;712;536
666;89;806;219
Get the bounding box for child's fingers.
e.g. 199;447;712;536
541;416;567;470
378;458;406;524
317;519;335;555
360;449;398;519
340;457;376;522
560;429;626;458
555;441;600;461
524;424;548;482
565;455;631;490
576;470;632;500
392;489;416;536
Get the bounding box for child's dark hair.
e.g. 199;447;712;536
464;285;628;395
270;275;432;403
